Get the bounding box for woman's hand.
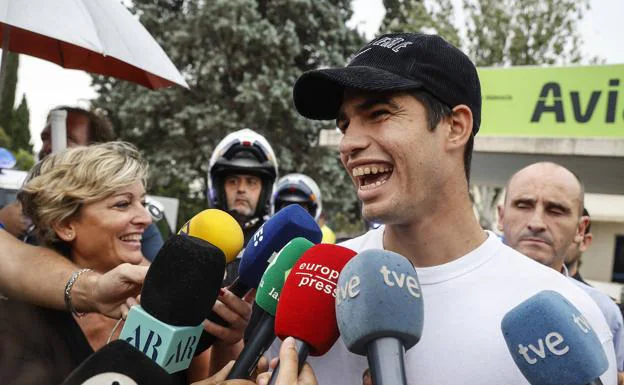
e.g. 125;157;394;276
256;337;318;385
191;361;255;385
192;338;318;385
88;263;147;318
200;288;255;377
203;288;254;346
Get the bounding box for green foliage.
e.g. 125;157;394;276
91;0;364;228
332;210;366;240
0;127;11;148
0;54;33;165
10;96;32;153
463;0;590;66
381;0;461;47
13;148;34;171
0;52;18;135
380;0;592;67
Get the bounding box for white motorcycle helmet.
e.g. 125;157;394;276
208;128;278;218
271;173;322;221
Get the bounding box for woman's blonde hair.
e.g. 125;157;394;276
19;141;148;248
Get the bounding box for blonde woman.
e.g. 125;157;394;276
0;142;154;385
0;142;255;384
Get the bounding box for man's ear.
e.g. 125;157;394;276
52;219;76;242
580;233;593;253
446;104;473;151
574;216;590;244
496;204;504;231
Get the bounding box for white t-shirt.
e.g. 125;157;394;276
268;227;617;385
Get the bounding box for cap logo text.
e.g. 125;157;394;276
371;37;413;52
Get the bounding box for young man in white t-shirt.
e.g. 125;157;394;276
268;32;617;385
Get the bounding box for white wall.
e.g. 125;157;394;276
580;221;624;282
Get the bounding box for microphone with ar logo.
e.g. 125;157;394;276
501;290;609;385
119;234;225;374
336;249;424;385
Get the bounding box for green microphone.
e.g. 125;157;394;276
227;237;314;379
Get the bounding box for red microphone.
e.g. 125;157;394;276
269;244;356;384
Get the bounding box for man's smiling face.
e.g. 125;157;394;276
337;89;447;225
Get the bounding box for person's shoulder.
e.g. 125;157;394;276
338;226;383;252
142;222;159;238
571;279;623;321
0;297;61;350
491;244;608;329
546;277;615;341
494;242;566;278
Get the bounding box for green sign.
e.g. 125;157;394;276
479;64;624;137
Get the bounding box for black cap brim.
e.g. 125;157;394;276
293;66;424;120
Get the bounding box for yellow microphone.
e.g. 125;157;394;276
177;209;245;355
178;209;244;263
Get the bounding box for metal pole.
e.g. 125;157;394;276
50;109;68;154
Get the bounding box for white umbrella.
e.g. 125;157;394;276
0;0;189;153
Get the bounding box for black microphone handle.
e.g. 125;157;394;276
267;339;310;385
194;278;252;356
244;302;265;344
194;313;227;356
226;312;276;379
367;337;407;385
229;277;251;297
587;379;604;385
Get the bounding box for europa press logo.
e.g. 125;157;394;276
294;262;340;297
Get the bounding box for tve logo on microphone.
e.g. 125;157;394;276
379;265;421;298
501;291;609;385
517;313;592;364
335;249;424;363
336;274;361;306
336;263;421;305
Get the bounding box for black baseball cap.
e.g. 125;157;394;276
293;32;482;134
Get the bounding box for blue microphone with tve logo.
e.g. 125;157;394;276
336;249;424;385
501;290;609;385
119;234;225;374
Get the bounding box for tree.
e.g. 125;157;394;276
10;96;32;153
91;0;364;227
463;0;589;67
381;0;461;47
0;52;18;136
0;127;11;149
380;0;592;229
13;148;34;171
